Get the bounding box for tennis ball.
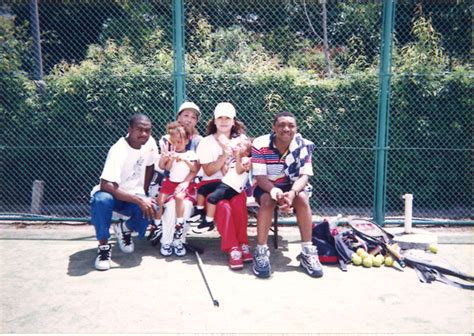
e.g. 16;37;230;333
373;256;383;267
360;251;370;260
428;244;438;254
384;256;394;267
351;254;362;266
362;256;373;268
356;247;365;256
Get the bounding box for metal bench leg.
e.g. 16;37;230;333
273;207;278;249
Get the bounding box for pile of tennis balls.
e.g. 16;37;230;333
351;247;394;268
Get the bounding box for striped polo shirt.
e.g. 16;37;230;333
251;134;313;186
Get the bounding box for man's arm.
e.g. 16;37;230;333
255;175;276;193
289;174;309;196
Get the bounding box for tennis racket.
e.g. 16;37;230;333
349;219;406;268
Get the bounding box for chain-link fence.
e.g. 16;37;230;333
1;0;472;223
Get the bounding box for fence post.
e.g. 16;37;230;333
173;0;185;117
30;180;45;214
373;0;396;226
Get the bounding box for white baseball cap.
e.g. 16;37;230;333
214;102;236;119
177;101;200;118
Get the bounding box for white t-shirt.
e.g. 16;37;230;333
91;136;159;196
155;133;202;175
196;134;246;181
222;157;250;192
168;150;198;183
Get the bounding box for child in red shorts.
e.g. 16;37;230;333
155;122;198;255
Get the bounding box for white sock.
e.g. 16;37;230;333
154;219;162;226
196;205;204;210
176;218;184;225
257;244;268;250
205;216;214;223
301;241;312;252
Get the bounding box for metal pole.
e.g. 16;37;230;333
373;0;396;226
30;0;43;81
173;0;185;117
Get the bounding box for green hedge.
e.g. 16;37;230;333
3;61;471;215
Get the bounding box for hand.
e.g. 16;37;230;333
217;134;230;146
175;181;189;194
277;192;294;214
241;157;251;170
161;146;172;161
232;146;240;156
139;197;159;220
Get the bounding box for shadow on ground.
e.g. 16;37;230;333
67;234;297;277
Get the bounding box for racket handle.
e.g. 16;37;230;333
385;243;406;267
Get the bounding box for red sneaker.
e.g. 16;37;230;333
241;243;253;263
228;247;244;270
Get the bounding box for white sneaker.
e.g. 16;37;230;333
160;243;173;257
113;221;134;253
95;244;111;271
172;239;187;257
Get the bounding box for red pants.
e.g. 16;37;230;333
198;180;249;253
215;191;249;252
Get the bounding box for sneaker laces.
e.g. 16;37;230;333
230;248;242;260
98;245;111;261
303;246;322;268
303;244;318;256
254;247;269;267
150;224;162;240
173;240;184;251
120;222;132;246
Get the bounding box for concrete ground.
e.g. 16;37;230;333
0;223;472;334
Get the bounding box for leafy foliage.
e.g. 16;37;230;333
1;1;472;218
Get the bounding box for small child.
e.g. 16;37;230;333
153;122;198;256
191;138;252;234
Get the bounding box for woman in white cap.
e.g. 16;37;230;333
193;102;252;270
148;101;202;257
